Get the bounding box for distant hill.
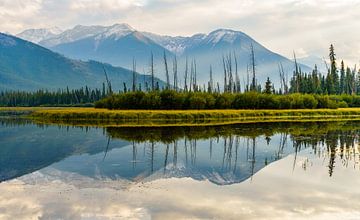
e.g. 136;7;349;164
0;33;164;91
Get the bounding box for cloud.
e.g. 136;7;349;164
0;0;359;65
1;153;360;220
70;0;145;11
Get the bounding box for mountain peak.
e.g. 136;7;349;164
206;28;246;44
109;23;134;31
99;23;135;40
16;27;63;43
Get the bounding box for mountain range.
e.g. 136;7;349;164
17;24;312;87
0;33;163;91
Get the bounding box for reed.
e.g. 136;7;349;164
27;107;360;126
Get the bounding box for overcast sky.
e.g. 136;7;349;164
1;0;359;65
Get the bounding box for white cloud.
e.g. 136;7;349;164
1;0;359;65
70;0;145;11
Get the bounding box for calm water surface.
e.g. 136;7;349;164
1;118;360;219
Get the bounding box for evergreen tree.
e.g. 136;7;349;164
329;44;339;94
340;60;345;94
263;77;273;94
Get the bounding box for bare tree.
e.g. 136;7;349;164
163;51;170;89
184;57;188;92
278;62;288;94
246;64;250;92
190;59;194;92
208;65;214;93
250;43;257;91
150;52;155;91
173;56;178;91
132;58;137;92
102;65;112;94
226;53;233;93
234;51;241;93
222;55;227;92
193;59;197;91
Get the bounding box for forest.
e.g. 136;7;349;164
0;85;108;107
1;44;360;109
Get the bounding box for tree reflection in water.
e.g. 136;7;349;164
103;122;360;184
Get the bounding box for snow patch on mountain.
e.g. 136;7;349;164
94;24;135;41
206;29;239;44
16;27;62;43
39;23;135;47
144;29;249;55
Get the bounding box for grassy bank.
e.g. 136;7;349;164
20;107;360;127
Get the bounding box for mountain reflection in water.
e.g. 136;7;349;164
1;119;360;185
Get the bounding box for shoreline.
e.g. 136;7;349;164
3;107;360;127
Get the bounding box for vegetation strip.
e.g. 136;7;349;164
22;107;360;126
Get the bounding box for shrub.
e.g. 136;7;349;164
302;94;318;109
160;90;185;109
140;92;161;109
215;93;235;109
188;93;207;109
258;94;279;109
277;95;292;109
233;92;258;109
290;93;305;109
94;91;359;110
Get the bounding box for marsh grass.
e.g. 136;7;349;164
21;107;360;127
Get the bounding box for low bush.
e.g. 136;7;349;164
94;91;359;110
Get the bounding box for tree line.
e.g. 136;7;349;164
0;85;109;107
289;45;360;95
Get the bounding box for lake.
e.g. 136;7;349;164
1;118;360;219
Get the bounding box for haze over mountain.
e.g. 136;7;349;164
17;24;311;87
0;33;163;91
297;55;329;73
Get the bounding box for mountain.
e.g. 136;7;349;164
146;29;311;85
18;24;311;86
0;33;163;91
16;27;62;44
0;118;130;182
39;24;172;71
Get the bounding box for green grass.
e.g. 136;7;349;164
9;107;360;127
4;107;360;127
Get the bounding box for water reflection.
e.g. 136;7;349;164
1;118;360;219
107;123;360;184
1;118;360;185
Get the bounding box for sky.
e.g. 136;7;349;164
1;0;359;65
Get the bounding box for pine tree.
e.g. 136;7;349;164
329;44;339;94
340;60;345;94
263;77;273;94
